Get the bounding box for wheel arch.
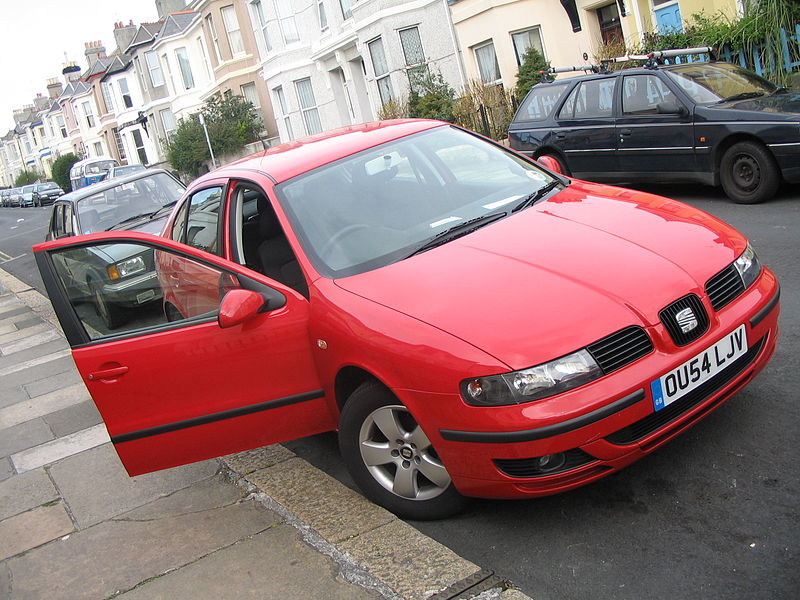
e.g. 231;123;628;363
713;133;780;182
334;366;391;412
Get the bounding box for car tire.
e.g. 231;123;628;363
720;141;780;204
92;283;124;330
538;153;571;177
338;381;466;520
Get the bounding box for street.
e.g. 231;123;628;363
1;181;798;600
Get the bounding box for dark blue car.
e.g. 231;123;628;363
508;60;800;204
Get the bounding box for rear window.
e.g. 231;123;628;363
516;82;571;121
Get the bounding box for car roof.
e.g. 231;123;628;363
208;119;445;184
55;168;179;204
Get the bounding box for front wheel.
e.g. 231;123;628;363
537;153;570;177
92;283;125;330
720;141;780;204
339;382;466;520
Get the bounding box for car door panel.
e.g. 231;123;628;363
553;77;618;177
34;231;334;476
615;73;696;177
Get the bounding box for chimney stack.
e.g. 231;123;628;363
62;61;81;83
84;40;106;67
113;20;137;54
47;78;64;99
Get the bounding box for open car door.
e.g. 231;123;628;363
34;231;335;476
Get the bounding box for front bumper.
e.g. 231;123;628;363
101;270;162;307
403;268;780;499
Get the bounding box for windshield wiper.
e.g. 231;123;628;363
769;87;789;96
511;180;561;213
106;212;160;230
718;91;765;103
406;213;508;258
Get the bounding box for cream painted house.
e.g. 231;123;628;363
448;0;741;93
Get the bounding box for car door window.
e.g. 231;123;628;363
517;82;570;121
559;79;615;119
52;205;66;238
48;240;240;340
622;75;677;115
180;187;223;254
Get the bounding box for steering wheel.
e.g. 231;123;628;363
320;224;370;259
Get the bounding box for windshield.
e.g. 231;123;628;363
85;160;117;175
76;172;185;234
276;126;559;278
22;185;35;193
36;183;59;191
664;63;778;104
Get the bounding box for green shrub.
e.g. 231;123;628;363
51;153;79;192
515;47;552;101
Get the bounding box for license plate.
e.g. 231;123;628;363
651;324;747;411
136;289;156;304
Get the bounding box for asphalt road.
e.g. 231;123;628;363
2;183;798;600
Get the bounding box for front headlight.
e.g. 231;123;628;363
461;349;603;406
107;256;146;280
733;244;761;289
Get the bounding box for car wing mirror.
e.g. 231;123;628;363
657;101;688;117
218;288;267;329
536;155;562;174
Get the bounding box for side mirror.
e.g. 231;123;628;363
536;155;562;174
657;101;688;117
218;288;266;329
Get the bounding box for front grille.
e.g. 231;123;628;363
706;265;745;311
587;326;654;374
605;336;764;445
494;449;596;478
659;294;709;346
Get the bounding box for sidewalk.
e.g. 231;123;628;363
0;269;532;600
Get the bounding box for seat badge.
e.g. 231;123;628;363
675;308;699;333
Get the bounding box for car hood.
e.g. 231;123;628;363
333;181;746;370
108;214;169;235
706;92;800;115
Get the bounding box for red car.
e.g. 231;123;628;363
34;120;780;519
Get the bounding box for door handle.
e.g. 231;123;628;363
88;366;129;381
619;129;632;136
555;132;567;139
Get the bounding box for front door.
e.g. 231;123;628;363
615;73;695;179
34;231;335;476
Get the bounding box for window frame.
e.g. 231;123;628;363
221;5;245;56
145;51;165;88
294;78;323;136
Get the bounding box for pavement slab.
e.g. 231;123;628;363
0;355;75;388
0;418;54;458
42;401;102;438
0;468;59;521
0;323;53;347
0;349;72;379
0;458;12;482
245;457;396;544
47;443;220;528
0;503;74;561
116;526;383;600
22;368;83;399
0;383;90;429
0;329;63;356
0;385;30;411
6;498;277;600
0;339;69;369
339;519;481;600
10;423;109;474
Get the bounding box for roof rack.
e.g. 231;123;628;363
544;47;717;80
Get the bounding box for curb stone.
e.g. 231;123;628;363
1;267;535;600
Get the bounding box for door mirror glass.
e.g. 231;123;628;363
218;289;265;329
47;241;240;340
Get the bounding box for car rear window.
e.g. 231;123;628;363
516;82;571;121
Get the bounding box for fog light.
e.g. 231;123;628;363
535;453;566;473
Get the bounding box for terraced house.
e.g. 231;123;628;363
0;0;749;186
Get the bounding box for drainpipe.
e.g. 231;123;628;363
443;0;467;89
